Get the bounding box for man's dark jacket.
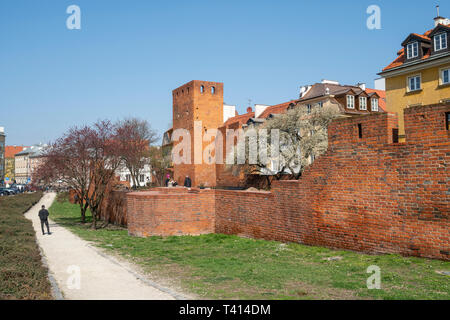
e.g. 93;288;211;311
184;177;192;188
39;209;49;221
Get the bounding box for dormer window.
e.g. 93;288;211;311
346;95;355;109
371;98;379;112
434;32;447;51
359;97;367;110
407;42;419;59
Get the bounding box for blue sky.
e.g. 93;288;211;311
0;0;446;145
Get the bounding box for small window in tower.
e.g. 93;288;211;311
211;86;215;94
200;85;204;93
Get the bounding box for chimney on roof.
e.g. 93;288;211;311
434;5;450;26
321;79;340;85
357;83;366;91
0;127;4;134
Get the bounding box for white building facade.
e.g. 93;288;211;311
116;162;152;188
14;144;46;184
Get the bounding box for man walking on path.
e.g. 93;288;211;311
25;192;179;299
39;205;51;235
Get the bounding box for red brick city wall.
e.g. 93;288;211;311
214;190;274;237
215;104;450;260
215;164;246;188
127;187;216;237
125;104;449;260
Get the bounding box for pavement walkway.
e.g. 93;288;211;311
25;192;180;300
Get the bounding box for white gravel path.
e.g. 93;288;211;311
25;192;179;300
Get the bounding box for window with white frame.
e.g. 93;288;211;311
346;95;355;109
140;174;145;182
307;104;312;114
434;33;447;52
441;68;450;85
317;101;323;108
407;42;419;59
408;74;421;92
359;97;367;110
371;98;379;112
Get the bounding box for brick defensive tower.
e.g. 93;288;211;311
172;80;224;187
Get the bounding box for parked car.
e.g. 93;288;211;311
0;187;15;196
10;184;24;193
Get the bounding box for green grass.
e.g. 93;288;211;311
0;192;53;300
49;193;450;300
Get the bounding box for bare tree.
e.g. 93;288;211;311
115;118;158;189
35;120;124;228
34;126;95;223
148;146;171;187
85;120;123;229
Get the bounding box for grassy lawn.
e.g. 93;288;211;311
0;192;53;300
49;193;450;300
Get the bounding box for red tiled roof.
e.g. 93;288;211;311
5;146;26;158
410;33;431;41
257;100;297;119
366;88;387;111
220;86;386;128
222;111;255;128
383;54;406;71
382;26;447;72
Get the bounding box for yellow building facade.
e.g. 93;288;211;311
384;63;450;137
379;17;450;140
